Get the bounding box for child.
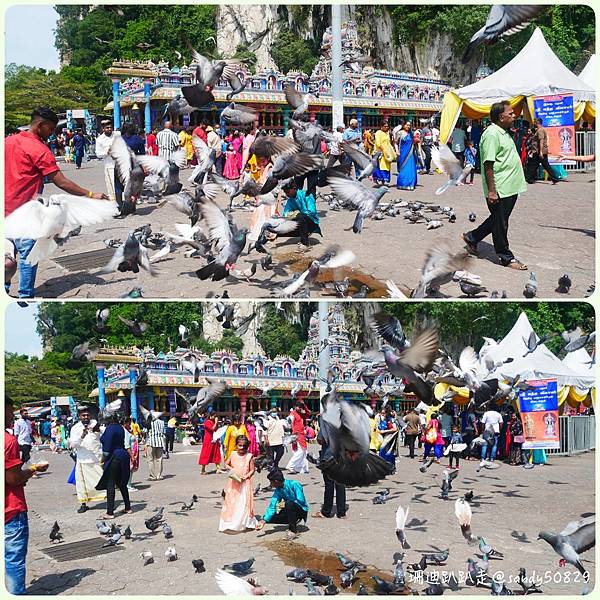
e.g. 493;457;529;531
223;143;240;181
464;140;477;185
447;426;465;469
219;435;257;533
256;468;309;541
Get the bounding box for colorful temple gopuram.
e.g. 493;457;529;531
104;21;448;133
91;304;415;421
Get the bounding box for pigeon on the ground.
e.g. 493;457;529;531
423;549;449;565
49;521;62;542
140;550;154;565
523;272;537;298
165;546;177;561
556;274;572;294
395;505;411;549
192;559;206;573
478;537;504;559
223;557;255;575
455;498;477;544
162;522;173;539
100;232;156;276
413;247;469;298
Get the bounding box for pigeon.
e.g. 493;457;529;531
538;515;595;576
96;520;112;535
319;390;395;486
336;553;366;571
100;232;157;276
162;522;173;539
323;583;339;595
49;521;62;542
163;94;197;118
124;525;132;539
135;149;186;196
110;134;150;213
188;380;227;417
4;195;115;265
192;559;206;573
464;490;474;502
440;469;458;499
424;582;445;595
460;280;488;297
188;136;217;184
260;153;324;194
340;142;382;181
413;247;468;298
491;580;515;595
422;549;449;565
284;84;312;119
327;172;389;233
224;71;247;100
215;569;268;596
562;328;595;353
165;546;178;561
420;456;436;473
371;312;408;351
340;566;360;588
103;530;122;547
462;5;543;62
117;315;149;337
140;550;154;565
395;505;411;549
431;144;474;194
280;246;355;297
372;575;404;594
455;498;477;544
95;307;110;333
556;274;571;293
221;102;257;127
466;557;490;586
305;571;333;586
195;197;248;281
71;340;99;362
372;493;387;504
392;555;406;586
144;519;161;533
181;495;198;511
517;568;543;594
287;568;310;582
250;135;300;159
407;555;427;574
523;272;537;298
212;172;262;210
478;537;504;559
357;584;369;595
223;557;255;575
353;284;369;298
468;212;477;222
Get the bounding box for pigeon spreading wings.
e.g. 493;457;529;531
462;5;543;62
327;171;389;233
284;84;311;119
431;144;473;194
189;380;227;416
214;569;267;596
5;195;115;265
413;246;469;298
250;135;300;159
221;102;257;126
370;312;408;351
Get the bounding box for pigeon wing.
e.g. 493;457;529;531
340;142;375;170
396;504;409;530
215;569;255;596
399;329;438;372
562;516;595;554
284;84;305;110
198;198;233;255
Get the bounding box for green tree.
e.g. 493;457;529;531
257;305;314;359
271;30;319;75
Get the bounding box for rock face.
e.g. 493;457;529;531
216;5;477;84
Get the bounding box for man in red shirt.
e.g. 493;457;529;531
5;395;49;594
5;107;108;298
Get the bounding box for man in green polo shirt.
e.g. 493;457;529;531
462;101;528;270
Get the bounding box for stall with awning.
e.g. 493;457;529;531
440;28;596;142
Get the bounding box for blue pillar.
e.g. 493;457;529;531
357;111;363;135
147;388;155;411
144;79;152;134
270;394;278;409
219;113;226;137
112;78;121;130
96;365;106;410
129;367;138;422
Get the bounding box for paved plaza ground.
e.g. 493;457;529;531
23;443;595;595
9;158;595;300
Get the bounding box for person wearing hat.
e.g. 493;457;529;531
256;468;309;541
5;107;108;298
68;407;106;513
281;180;322;252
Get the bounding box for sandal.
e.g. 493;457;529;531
505;260;528;270
461;233;478;256
103;514;115;520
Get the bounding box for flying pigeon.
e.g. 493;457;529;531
215;569;268;596
100;232;157;277
431;144;474;194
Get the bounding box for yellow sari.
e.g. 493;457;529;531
179;130;193;161
374;129;397;172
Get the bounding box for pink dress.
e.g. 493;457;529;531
232;135;244;171
219;452;257;533
245;423;260;457
223;149;240;180
242;132;256;170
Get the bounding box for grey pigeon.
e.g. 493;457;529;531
413;247;468;298
422;549;449;565
100;232;156;276
340;142;382;181
284;84;312;119
462;5;543;62
221;102;257;126
192;559;205;573
523;272;537;298
327;172;389;233
340;566;359;588
460;280;488;297
371;312;408;351
432;144;474;194
556;274;571;294
538;515;595;576
223;557;255;574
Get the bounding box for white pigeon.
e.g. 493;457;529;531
395;505;411;549
165;546;177;561
215;569;267;596
212;425;228;443
5;195;115;265
431;144;474;195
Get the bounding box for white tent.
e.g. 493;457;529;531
484;312;595;389
578;54;597;91
440;28;596;141
562;347;595;384
455;28;595;104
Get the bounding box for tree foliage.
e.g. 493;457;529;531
271;30;320;76
257;304;316;360
4;63;103;130
5;352;91;406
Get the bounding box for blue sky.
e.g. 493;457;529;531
5;303;43;358
5;5;61;71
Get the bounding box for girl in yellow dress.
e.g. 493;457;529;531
223;415;248;461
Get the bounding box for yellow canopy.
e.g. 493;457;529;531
440;92;595;143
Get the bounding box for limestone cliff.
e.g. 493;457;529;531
216;5;478;84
